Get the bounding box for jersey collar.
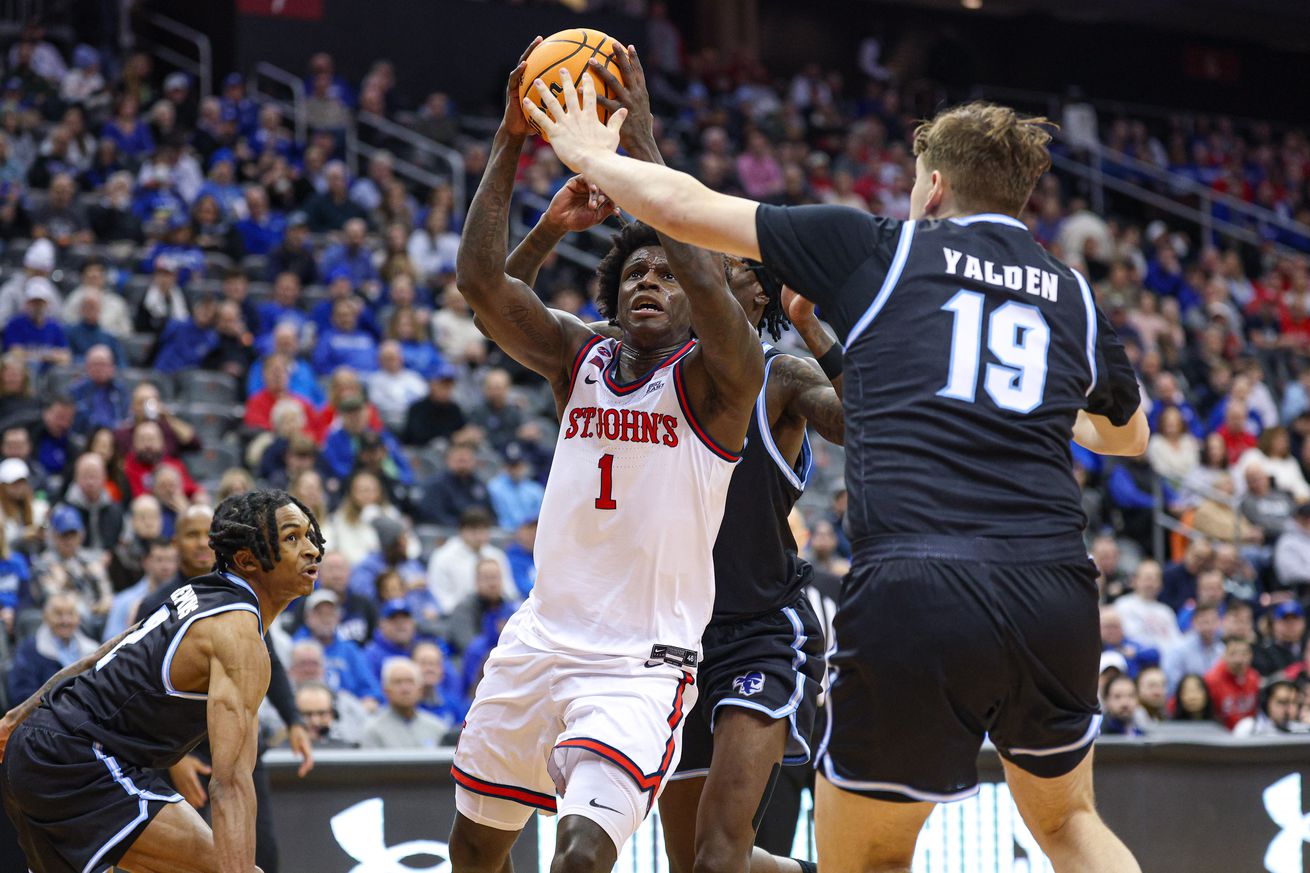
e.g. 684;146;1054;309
949;213;1028;230
222;571;263;612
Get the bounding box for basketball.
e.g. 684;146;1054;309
518;28;625;141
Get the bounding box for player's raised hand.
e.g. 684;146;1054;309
588;45;653;155
525;67;626;171
782;286;817;325
545;175;620;232
502;36;544;138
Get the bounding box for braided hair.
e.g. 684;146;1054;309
729;258;790;341
209;490;325;574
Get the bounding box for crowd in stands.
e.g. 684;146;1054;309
0;7;1307;752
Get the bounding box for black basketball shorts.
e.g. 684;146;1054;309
0;709;182;873
673;595;827;778
818;534;1102;803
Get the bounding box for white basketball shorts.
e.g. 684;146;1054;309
452;614;697;850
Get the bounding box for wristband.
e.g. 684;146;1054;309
817;343;844;380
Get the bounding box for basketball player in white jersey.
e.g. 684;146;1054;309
448;41;764;873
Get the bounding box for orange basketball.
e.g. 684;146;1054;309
519;28;625;141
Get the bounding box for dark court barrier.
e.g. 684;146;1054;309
263;734;1310;873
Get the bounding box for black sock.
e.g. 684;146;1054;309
796;859;817;873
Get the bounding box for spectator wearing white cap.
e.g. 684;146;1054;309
0;456;45;555
0;237;54;323
132;253;188;335
2;276;70;366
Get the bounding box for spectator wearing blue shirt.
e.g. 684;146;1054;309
248;322;324;405
234;186;285;256
347;515;425;600
194;151;246;221
67;345;129;434
4;277;70;366
413;640;466;726
311;271;382;340
322;401;414;486
1101;603;1160;679
100;94;155;161
320;218;380;290
31;400;77;480
1148;372;1205;438
364;598;425;682
64;289;126;364
220;73;260;138
153;294;220;374
504;519;537;599
296;588;383;703
488;442;545;531
312;298;379;375
0;523;30;636
1107;454;1172;554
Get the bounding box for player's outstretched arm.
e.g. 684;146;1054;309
1073;408;1149;457
506;175;617;289
204;611;271;873
0;624;136;760
524;67;762;261
456;41;595;395
777;286;845;444
592;46;762;440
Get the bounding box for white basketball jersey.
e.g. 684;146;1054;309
519;336;740;659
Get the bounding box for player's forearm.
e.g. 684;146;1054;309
1073;408;1149;457
792;315;844;399
209;772;258;873
456;126;526;297
505;216;567;289
573;150;760;259
2;626;131;726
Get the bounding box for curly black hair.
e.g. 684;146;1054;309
594;221;662;324
209;490;325;574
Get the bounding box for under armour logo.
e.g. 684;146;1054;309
331;797;450;872
732;672;765;697
1264;773;1310;873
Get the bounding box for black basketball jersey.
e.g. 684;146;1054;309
756;206;1140;549
43;571;264;769
710;345;814;624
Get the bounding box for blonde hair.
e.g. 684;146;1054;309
912;102;1055;215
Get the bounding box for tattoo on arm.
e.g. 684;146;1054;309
777;357;845;446
506;221;566;289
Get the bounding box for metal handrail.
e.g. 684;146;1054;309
251;62;307;143
1151;469;1244;562
358;110;466;218
1080;140;1310;239
1049;152;1304;257
145;14;212;100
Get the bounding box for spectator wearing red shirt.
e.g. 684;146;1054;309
1204;636;1260;730
122;420;198;499
243;354;316;433
1215;398;1258;464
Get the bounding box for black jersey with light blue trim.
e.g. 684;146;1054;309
42;572;263;769
755;205;1139;546
710;345;814;624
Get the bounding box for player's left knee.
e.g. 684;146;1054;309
551;821;615;873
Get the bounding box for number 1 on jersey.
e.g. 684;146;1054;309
595;453;617;510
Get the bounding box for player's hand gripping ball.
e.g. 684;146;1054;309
518;28;625;141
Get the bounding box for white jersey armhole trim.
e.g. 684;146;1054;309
846;220;917;347
1072;269;1099;397
160;603;263;700
755;354;814;492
